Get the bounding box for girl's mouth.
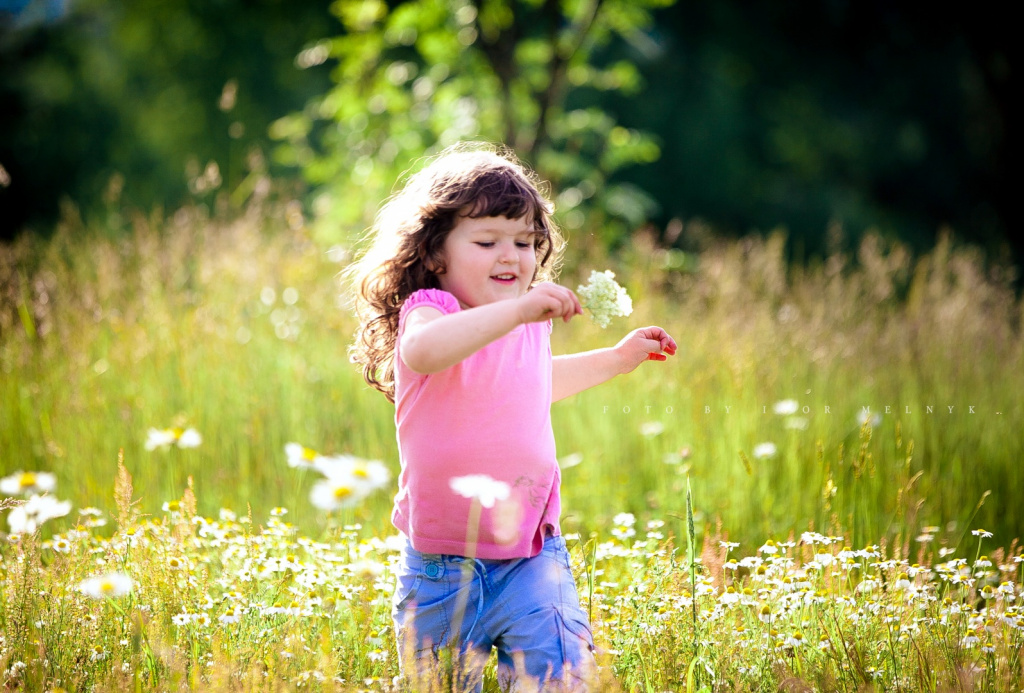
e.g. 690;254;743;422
491;274;517;284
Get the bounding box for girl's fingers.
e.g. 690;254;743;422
559;288;579;321
640;327;677;354
634;331;677;361
640;338;662;353
548;284;580;317
533;283;579;321
639;336;673;354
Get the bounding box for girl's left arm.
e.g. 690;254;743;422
552;326;677;402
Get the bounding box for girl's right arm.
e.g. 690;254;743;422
400;282;581;374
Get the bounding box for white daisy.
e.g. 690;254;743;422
640;421;665;437
79;572;133;599
285;442;321;469
7;494;72;534
314;455;390;493
145;428;177;450
449;475;511;509
310;479;369;511
773;399;799;415
559;453;584;469
177;428;202;448
0;470;57;496
145;427;202;450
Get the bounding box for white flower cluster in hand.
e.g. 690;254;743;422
577;270;633;328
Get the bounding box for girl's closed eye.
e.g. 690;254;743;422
475;242;495;248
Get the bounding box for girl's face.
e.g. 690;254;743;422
437;214;539;309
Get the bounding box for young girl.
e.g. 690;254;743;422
349;143;676;691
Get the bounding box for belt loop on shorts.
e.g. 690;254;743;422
463;558;488;646
466;552;485;646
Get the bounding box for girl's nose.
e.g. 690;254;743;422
499;244;518;263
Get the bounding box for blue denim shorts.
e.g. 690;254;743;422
392;534;596;691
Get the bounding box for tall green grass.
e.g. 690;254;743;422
1;207;1021;551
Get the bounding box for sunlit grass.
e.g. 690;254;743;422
4;210;1019;546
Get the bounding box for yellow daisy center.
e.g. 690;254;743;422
333;486;353;500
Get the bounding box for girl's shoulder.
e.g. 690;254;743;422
400;289;461;321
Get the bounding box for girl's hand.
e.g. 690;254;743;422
614;326;677;374
516;282;583;324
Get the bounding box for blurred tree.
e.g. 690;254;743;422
2;0;1016;270
605;1;1018;265
0;0;334;239
272;0;671;246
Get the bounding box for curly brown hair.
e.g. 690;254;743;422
348;143;565;402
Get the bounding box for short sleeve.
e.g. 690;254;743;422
398;289;461;335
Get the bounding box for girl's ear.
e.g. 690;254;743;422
417;222;448;274
420;258;446;276
422;252;444;274
421;244;447;275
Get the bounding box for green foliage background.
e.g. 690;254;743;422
272;0;666;246
1;0;1017;265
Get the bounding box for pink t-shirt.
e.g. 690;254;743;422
392;288;561;559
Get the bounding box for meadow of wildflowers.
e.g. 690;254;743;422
1;463;1022;691
2;205;1023;689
